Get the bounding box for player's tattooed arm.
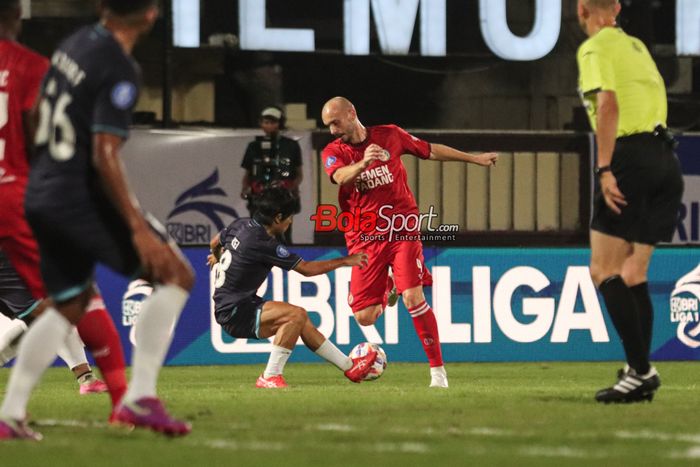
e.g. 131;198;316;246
331;144;384;185
294;252;369;276
429;143;499;167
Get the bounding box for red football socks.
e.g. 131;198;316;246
77;297;127;408
408;300;443;367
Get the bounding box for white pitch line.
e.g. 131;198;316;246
616;430;700;444
372;442;429;453
314;423;355;432
519;446;605;459
34;419;109;429
387;425;516;438
669;446;700;459
193;438;429;454
201;439;286;451
466;427;515;437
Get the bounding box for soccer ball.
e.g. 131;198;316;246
349;342;387;381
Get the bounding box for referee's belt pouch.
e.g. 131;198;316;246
653;124;679;150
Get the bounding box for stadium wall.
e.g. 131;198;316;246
122;129;700;247
8;130;691;367
99;128;700;366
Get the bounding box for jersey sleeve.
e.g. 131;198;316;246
92;60;140;139
21;55;49;111
217;226;229;247
321;146;347;184
253;240;302;271
393;126;431;160
577;46;616;95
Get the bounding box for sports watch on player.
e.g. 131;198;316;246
594;165;612;177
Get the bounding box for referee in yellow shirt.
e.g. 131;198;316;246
577;0;683;403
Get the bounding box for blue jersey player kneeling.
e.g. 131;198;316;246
208;188;378;388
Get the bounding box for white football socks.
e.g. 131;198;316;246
0;319;28;365
263;345;292;378
314;339;352;371
56;327;88;371
0;308;72;420
123;284;188;403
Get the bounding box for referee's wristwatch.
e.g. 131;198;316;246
594;165;612;177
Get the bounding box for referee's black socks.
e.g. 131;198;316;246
630;282;654;359
599;275;651;375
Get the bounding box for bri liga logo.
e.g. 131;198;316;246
670;264;700;348
167;169;239;244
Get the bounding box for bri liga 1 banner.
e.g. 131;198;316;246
92;247;700;366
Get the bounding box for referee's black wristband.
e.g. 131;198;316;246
594;165;612;176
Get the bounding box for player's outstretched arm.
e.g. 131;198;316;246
429;143;499;167
294;252;368;277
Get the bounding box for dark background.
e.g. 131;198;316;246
19;0;696;130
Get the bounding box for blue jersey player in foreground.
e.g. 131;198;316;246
209;188;378;388
0;0;194;440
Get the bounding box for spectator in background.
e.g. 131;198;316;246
240;106;303;243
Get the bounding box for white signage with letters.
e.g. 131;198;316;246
173;1;700;60
209;265;610;354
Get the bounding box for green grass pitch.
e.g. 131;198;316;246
1;362;699;466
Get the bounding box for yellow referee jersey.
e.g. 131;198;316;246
577;27;667;137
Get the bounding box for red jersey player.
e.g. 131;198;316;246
0;2;47;299
0;0;128;439
321;97;498;387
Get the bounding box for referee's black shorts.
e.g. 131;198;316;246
591;133;684;245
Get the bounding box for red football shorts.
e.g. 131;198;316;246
0;183;46;299
347;240;432;313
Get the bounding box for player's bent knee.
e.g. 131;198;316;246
355;315;375;326
355;307;380;326
401;289;425;309
292;306;307;326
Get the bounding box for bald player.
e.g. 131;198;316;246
320;97;498;388
577;0;683;403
